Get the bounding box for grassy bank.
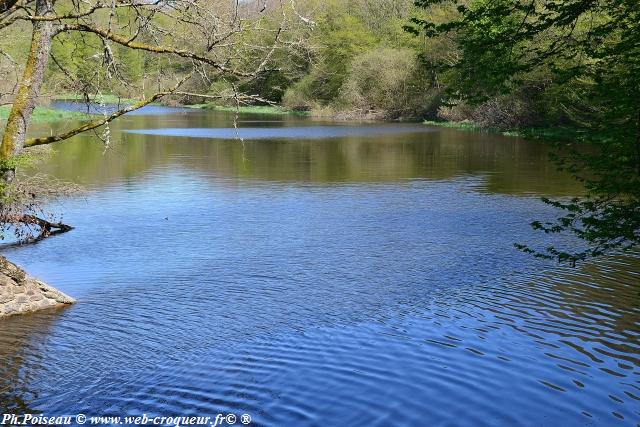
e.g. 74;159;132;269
424;120;588;142
424;120;482;131
189;104;308;116
2;101;306;126
0;105;94;124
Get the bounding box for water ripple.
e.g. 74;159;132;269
0;168;638;426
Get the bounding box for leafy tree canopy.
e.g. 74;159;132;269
408;0;640;263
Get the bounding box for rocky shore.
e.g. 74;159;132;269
0;256;74;318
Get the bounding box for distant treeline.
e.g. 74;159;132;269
1;0;635;132
0;0;488;121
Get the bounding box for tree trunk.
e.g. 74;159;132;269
0;0;73;242
0;0;55;166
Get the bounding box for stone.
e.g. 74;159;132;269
0;256;75;319
0;292;13;304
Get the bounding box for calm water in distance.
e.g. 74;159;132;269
0;108;638;426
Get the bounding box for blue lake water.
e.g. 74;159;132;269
0;108;638;426
124;125;433;139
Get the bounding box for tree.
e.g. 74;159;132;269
281;0;427;113
0;0;302;241
283;4;377;109
408;0;640;263
338;47;436;119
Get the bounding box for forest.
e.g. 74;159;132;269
3;0;636;128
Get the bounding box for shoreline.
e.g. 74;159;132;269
0;105;96;124
2;98;587;142
0;256;75;319
423;120;587;142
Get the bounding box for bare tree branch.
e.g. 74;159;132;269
24;73;192;148
59;22;254;77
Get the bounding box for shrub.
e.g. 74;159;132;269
282;75;322;111
337;47;440;118
438;95;539;130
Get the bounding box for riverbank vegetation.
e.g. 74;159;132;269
0;105;91;124
0;0;638;262
410;0;640;263
2;1;635;130
0;0;309;241
188;104;304;116
0;0;441;120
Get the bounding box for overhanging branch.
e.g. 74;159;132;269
24;74;192;148
59;23;252;77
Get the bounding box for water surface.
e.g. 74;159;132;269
124;125;432;139
1;109;638;426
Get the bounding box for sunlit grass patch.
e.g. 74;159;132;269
189;104;308;116
0;105;94;124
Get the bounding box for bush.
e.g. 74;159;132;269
282;75;322;111
438;95;538;130
337;47;439;118
340;48;414;110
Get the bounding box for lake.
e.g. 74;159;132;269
0;107;638;426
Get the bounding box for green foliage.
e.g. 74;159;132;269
340;48;415;109
238;71;293;104
229;11;312;104
54;93;140;104
411;0;640;262
424;120;481;131
42;5;185;99
338;47;438;117
0;106;93;123
190;104;306;116
116;45;145;84
284;9;377;109
0;148;50;206
283;0;442;117
50;32;102;91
